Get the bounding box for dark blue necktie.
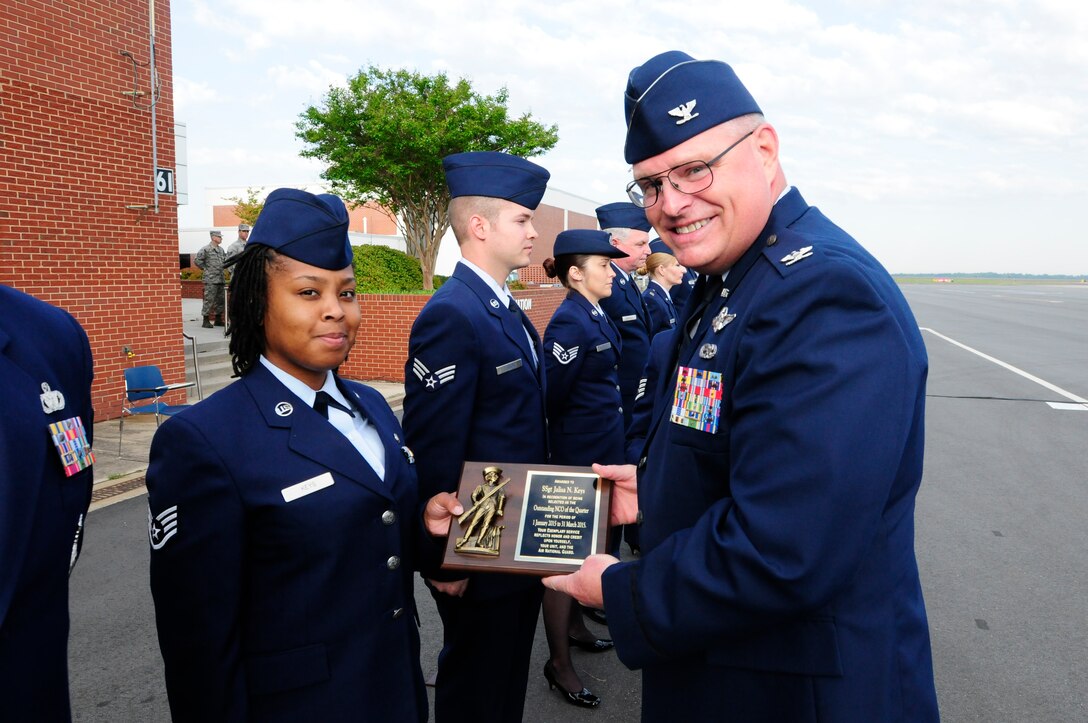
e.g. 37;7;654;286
313;391;355;419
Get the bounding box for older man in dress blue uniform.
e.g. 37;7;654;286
546;51;939;722
1;285;94;722
402;151;550;723
595;202;652;432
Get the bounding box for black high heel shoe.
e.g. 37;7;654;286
568;635;614;653
543;661;601;708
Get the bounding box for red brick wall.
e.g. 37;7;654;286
1;0;182;420
339;288;568;383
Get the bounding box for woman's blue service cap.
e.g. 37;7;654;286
553;229;628;259
247;188;353;270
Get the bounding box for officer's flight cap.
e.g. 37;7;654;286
624;50;762;164
443;152;550;210
247;188;353;270
595;202;652;233
552;229;628;259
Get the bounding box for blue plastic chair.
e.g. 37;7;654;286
119;365;194;454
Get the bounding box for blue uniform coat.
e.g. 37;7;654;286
544;291;625;466
0;286;94;722
147;364;429;722
602;189;939;722
599;265;651;430
642;281;677;339
402;261;548;723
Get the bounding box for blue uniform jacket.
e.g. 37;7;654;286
602;189;939;722
543;291;625;466
0;285;94;722
402;261;548;597
599;265;651;430
642;281;676;339
147;364;430;722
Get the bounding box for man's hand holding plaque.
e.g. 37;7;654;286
441;462;613;576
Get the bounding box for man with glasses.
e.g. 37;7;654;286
546;50;939;721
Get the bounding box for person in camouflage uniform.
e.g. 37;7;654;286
194;230;226;328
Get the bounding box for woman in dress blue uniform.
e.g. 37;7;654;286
639;252;685;338
146;188;460;722
538;229;629;708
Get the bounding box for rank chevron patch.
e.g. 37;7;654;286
551;342;579;365
412;358;456;391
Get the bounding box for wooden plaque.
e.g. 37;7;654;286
440;461;612;576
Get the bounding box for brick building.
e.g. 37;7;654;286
1;0;182;419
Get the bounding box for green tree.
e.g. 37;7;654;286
226;186;266;226
296;66;558;289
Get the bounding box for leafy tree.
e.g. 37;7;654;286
297;66;558;289
226;186;266;225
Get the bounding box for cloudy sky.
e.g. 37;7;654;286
171;0;1087;275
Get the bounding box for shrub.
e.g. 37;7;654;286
353;244;426;293
181;267;203;280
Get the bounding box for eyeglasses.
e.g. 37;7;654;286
626;129;755;209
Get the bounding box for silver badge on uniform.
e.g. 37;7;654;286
619;277;626;285
781;246;814;266
402;445;415;464
712;307;736;333
40;382;66;414
699;343;718;359
148;504;178;550
275;402;294;417
490;298;501;308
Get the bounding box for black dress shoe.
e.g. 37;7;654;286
543;661;601;708
582;606;607;625
569;635;614;653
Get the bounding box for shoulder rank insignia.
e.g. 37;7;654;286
780;246;814;266
712;306;736;333
412;358;456;391
148;504;178;550
551;342;579;365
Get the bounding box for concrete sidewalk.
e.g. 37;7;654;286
91;299;405;509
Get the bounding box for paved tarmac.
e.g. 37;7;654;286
69;284;1087;721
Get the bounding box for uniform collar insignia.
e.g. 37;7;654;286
490;298;501;308
699;343;717;359
781;246;814;266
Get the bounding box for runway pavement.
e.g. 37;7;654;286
67;283;1087;721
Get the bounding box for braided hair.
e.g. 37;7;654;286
227;245;282;377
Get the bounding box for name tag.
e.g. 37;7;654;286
595;342;612;352
281;472;335;503
496;359;523;375
621;314;637;322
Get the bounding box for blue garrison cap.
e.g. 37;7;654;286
247;188;353;270
443;151;550;210
595;202;651;232
553;229;628;259
649;237;673;256
624;50;762;164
